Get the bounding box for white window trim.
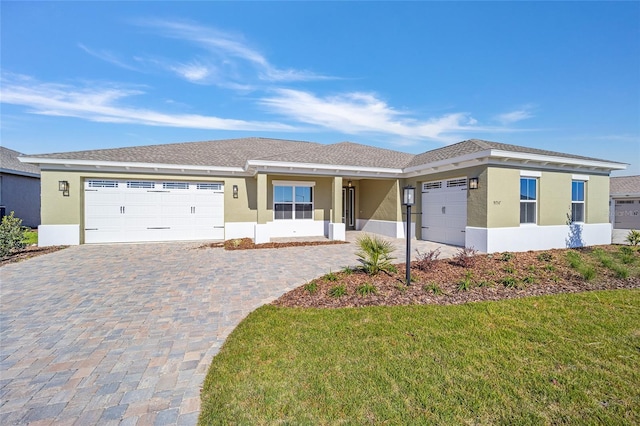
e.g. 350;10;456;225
520;170;542;178
572;174;590;181
520;177;538;225
272;180;315;187
273;182;315;221
571;180;586;223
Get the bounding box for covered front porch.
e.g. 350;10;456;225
251;174;409;244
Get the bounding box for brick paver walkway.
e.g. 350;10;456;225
0;233;457;425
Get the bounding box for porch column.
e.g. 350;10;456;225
329;176;346;241
255;173;270;243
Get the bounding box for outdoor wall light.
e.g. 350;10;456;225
469;177;479;190
348;180;352;187
58;180;69;197
232;185;239;199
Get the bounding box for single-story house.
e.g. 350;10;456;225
610;175;640;230
1;146;41;228
19;137;627;252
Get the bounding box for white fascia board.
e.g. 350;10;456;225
0;168;40;178
489;149;628;170
246;160;403;177
611;193;640;198
19;157;247;175
402;150;491;174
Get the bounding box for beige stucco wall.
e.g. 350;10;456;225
357;179;401;222
539;172;572;226
586;175;610;223
486;168;520;228
485;168;611;228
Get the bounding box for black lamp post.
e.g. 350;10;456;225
403;185;415;285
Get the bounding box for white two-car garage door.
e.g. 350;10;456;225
84;179;224;243
421;177;468;246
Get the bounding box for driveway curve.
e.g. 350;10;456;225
1;235;456;425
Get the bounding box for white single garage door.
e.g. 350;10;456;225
421;177;467;246
614;199;640;229
84;179;224;243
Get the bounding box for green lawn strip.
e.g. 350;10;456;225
23;230;37;245
200;290;640;425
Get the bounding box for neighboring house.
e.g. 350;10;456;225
610;175;640;230
1;146;41;228
20;138;626;252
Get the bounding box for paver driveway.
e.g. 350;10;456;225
0;234;457;425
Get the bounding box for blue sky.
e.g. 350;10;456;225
1;1;638;176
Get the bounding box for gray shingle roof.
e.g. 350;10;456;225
1;147;40;175
255;141;414;169
22;137;624;172
27;137;322;168
611;175;640;196
405;139;621;168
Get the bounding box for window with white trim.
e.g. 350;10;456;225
571;180;585;223
274;184;313;220
520;178;537;224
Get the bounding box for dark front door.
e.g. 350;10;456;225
342;187;356;230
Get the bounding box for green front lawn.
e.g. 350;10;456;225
23;229;37;245
200;290;640;425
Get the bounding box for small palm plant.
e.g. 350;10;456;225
355;234;396;275
626;229;640;246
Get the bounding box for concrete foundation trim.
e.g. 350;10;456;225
328;222;346;241
38;224;80;246
466;223;612;253
225;222;256;240
357;219;409;239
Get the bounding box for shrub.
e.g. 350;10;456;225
328;285;347;298
522;275;536;285
500;252;514;262
387;264;398;274
355;234;396;275
543;264;556;272
477;280;493;288
566;251;597;281
415;248;441;271
458;271;474;291
356;283;378;296
581;267;596;281
625;229;640;246
341;266;354;275
423;282;443;295
502;276;518;288
503;264;515;274
304;282;318;294
537;252;553;262
453;246;478;268
324;270;339;282
0;212;27;258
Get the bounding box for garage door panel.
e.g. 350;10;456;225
421;178;467;246
85;179;224;243
614;199;640;229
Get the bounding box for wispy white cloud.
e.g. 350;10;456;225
0;74;294;131
495;106;535;125
134;19;334;85
78;43;140;72
260;89;497;143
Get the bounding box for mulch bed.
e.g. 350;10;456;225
199;237;348;250
273;246;640;308
0;245;68;267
